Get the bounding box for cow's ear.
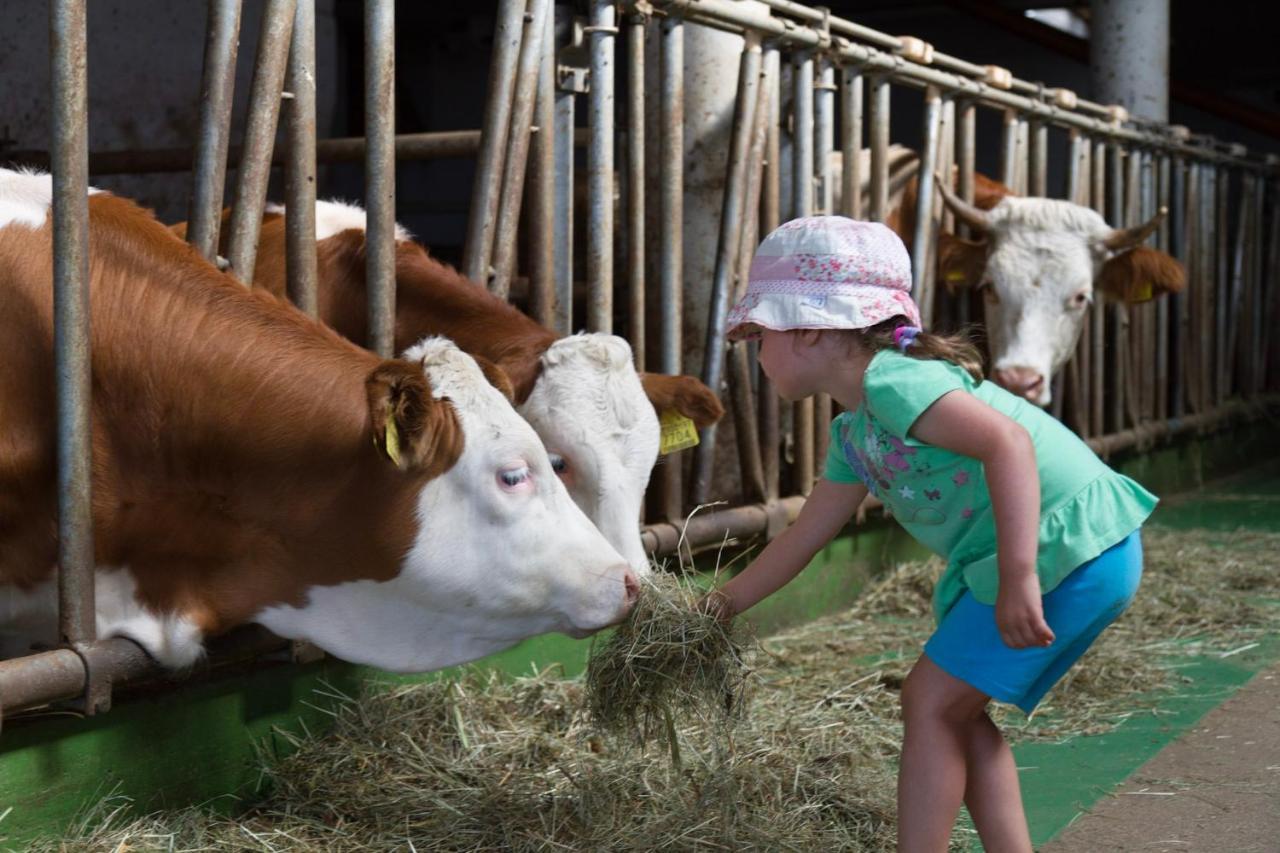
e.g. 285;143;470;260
1097;246;1187;304
470;354;516;404
366;360;464;478
638;373;725;429
936;233;989;292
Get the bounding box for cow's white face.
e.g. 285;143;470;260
517;334;660;578
978;198;1112;406
256;338;637;673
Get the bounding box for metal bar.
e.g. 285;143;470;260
1227;172;1251;396
641;0;1277;172
586;0;617;332
1265;177;1280;391
625;13;646;365
490;0;552;300
1000;110;1018;189
528;4;556;329
1065;130;1087;434
912;87;942;326
1155;154;1170;417
1250;172;1265;395
813;55;835;472
1124;147;1144;427
1090;139;1106;435
552;55;577;335
1215;165;1229;405
792;50;815;495
1107;143;1127;432
225;0;296;285
187;0;243;262
867;75;889;222
1014;117;1029;195
1029;120;1047;197
760;45;781;502
364;0;396;357
284;0;318;317
1182;161;1201;412
692;41;762;505
840;67;863;220
659;15;684;521
1169;155;1186;417
50;0;95;659
462;0;525;285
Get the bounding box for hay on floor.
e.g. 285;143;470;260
25;527;1280;852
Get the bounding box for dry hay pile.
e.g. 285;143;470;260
28;526;1280;852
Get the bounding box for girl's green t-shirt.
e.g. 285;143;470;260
824;349;1157;622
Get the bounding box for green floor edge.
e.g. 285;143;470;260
1;417;1277;847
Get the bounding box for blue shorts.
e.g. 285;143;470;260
924;530;1144;714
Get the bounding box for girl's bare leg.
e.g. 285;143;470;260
897;655;1031;853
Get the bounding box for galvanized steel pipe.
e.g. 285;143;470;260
659;15;685;520
586;0;617;332
868;75;889;222
528;5;556;329
912;87;942;324
490;0;552;299
840;67;863;220
626;13;647;365
364;0;396;357
187;0;243;262
463;0;525;285
225;0;296;285
692;41;761;505
791;51;815;494
285;0;318;317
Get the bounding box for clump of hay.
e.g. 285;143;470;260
584;570;753;745
27;526;1280;852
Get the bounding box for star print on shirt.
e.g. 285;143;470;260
961;506;973;519
952;470;970;486
898;485;915;500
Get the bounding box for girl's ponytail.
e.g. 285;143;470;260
861;318;986;384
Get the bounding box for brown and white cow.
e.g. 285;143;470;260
809;146;1186;405
177;202;724;576
0;169;637;672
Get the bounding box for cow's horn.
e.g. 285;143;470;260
934;173;992;234
1102;206;1167;251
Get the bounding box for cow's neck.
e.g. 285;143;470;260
88;197;425;633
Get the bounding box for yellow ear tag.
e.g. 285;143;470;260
1133;281;1153;302
659;409;700;455
384;406;403;468
945;270;966;283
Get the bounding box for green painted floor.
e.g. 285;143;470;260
1016;460;1280;849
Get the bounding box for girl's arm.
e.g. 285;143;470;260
709;477;868;618
910;391;1055;648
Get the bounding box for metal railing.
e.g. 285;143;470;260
4;0;1277;724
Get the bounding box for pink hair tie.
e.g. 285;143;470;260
894;325;922;351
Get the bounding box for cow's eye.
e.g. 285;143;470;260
548;453;568;475
1069;290;1091;309
499;465;531;488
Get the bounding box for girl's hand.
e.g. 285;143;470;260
995;573;1055;649
696;588;736;623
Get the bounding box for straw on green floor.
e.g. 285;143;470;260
24;527;1280;852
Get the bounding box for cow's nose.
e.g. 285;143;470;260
995;367;1045;401
622;568;640;608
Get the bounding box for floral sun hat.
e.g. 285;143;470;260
726;216;922;341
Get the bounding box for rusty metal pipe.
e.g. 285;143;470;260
490;0;552;300
692;40;762;505
868;75;889;222
187;0;243;262
225;0;296;285
284;0;318;317
50;0;95;653
659;15;685;521
462;0;525;285
626;13;647;365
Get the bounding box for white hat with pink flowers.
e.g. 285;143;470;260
726;216;922;341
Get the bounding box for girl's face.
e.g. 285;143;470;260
758;329;823;401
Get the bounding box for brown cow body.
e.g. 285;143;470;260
1;174;635;671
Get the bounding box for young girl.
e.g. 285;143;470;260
707;216;1155;852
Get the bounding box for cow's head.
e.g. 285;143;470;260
517;335;666;577
936;179;1185;405
257;338;638;673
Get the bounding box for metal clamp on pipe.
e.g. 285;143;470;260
982;64;1012;90
1169;124;1191;142
898;35;933;65
1107;104;1129;124
1050;87;1078;110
